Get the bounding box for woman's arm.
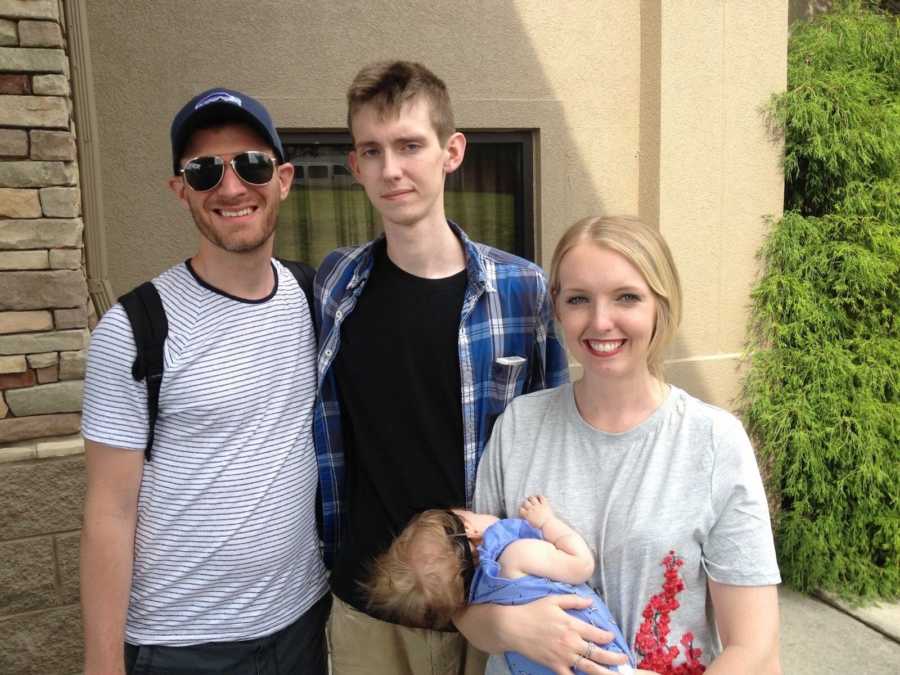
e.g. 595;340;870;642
706;582;782;675
703;411;782;673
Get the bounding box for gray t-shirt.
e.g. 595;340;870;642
474;383;780;669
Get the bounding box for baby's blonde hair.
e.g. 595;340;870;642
362;509;470;629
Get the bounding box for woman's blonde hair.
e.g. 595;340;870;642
361;509;471;629
549;216;682;378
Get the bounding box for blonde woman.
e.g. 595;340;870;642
458;217;781;675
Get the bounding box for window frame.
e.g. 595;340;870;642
279;130;536;261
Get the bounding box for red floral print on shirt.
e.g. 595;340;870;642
635;551;705;674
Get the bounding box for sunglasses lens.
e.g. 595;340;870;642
183;156;224;191
233;151;276;185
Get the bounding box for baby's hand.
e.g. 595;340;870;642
520;495;554;529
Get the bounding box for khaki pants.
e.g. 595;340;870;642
328;594;488;675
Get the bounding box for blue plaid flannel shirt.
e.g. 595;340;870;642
313;222;569;566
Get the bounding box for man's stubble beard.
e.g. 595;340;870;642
189;203;278;254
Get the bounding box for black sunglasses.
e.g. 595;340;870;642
179;151;278;192
444;510;476;595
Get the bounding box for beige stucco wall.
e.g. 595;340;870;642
83;0;787;410
640;2;788;406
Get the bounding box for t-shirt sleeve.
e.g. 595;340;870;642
703;412;781;586
474;404;513;518
81;304;149;451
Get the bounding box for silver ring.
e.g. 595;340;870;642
584;641;594;660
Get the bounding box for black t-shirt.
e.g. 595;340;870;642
331;242;467;615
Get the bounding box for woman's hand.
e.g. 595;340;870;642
456;595;629;675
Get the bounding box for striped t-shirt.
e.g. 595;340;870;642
82;260;328;646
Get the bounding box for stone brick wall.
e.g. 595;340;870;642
0;1;88;673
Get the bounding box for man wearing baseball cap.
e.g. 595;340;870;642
80;88;329;674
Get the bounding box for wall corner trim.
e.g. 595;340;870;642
64;0;113;314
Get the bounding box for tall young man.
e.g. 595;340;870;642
80;89;329;675
313;61;569;674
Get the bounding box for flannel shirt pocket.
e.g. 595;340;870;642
490;355;527;409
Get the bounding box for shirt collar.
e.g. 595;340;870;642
345;237;381;291
346;220;493;294
449;220;493;294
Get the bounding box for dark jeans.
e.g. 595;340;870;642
124;593;331;674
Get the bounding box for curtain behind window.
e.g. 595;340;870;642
275;140;525;267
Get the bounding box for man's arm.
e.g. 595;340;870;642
705;582;782;674
81;440;144;675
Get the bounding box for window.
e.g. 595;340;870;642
275;132;534;267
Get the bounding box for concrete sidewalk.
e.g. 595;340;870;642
780;587;900;674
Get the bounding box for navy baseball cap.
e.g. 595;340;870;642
170;87;285;175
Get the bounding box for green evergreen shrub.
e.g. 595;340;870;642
741;1;899;600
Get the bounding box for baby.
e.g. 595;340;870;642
364;495;636;675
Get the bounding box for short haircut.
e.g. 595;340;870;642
549;216;683;378
346;60;455;144
361;509;469;629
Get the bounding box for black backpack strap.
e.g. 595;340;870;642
118;282;168;463
276;258;316;325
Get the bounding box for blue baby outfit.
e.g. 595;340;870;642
469;519;635;674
